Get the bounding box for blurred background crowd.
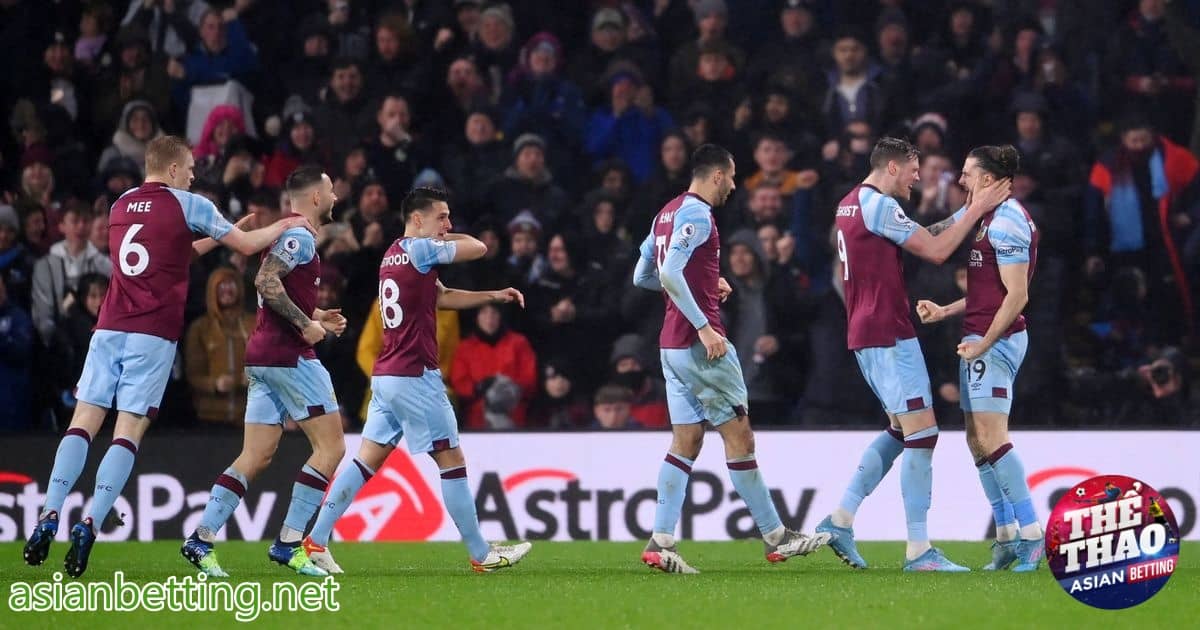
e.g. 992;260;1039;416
1;0;1198;433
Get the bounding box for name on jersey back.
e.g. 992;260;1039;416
127;201;153;213
380;252;411;268
836;204;858;217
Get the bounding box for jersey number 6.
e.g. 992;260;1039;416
119;224;150;277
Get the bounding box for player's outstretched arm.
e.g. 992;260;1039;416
223;216;312;256
435;280;524;310
256;254;325;344
193;213;256;256
902;179;1011;264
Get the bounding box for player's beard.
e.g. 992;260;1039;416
319;203;334;225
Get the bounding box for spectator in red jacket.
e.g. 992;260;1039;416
451;303;538;429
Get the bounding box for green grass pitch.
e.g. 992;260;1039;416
1;541;1196;629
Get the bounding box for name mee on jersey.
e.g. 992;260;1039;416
1057;495;1175;588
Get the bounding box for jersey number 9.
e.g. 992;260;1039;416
836;229;849;281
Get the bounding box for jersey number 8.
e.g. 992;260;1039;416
379;278;404;329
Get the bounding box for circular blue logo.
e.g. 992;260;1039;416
1046;474;1181;610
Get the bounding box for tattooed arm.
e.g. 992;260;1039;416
255;254;326;344
926;215;958;236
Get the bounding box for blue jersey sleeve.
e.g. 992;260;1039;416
632;231;661;290
638;230;655;262
860;187;917;246
659;201;712;329
403;237;458;274
988;203;1033;265
270;227;317;272
170;188;233;240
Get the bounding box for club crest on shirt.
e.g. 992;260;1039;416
976;224;989;241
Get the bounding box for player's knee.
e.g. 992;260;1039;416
671;430;703;458
239;446;276;477
722;420;755;456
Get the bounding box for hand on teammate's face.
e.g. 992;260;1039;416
970;177;1011;213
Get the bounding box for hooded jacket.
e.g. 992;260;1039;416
721;228;803;405
185;267;255;425
97;100;163;177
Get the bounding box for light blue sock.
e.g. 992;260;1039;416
990;444;1038;528
654;453;694;535
309;458;373;546
727;455;783;536
197;467;248;538
440;466;490;562
901;426;939;542
840;428;905;515
86;438;139;523
281;464;329;537
975;460;1015;529
43;428;92;518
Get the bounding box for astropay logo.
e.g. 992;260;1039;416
331;452;444;541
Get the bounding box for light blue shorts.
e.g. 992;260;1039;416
244;358;338;424
660;341;749;426
959;330;1028;415
362;370;459;454
75;330;176;418
854;337;933;416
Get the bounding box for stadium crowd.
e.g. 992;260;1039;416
1;0;1198;432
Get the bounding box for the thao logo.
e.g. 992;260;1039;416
1047;474;1180;609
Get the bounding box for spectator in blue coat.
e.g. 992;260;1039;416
585;67;674;183
167;9;260;112
0;275;33;431
501;32;587;179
